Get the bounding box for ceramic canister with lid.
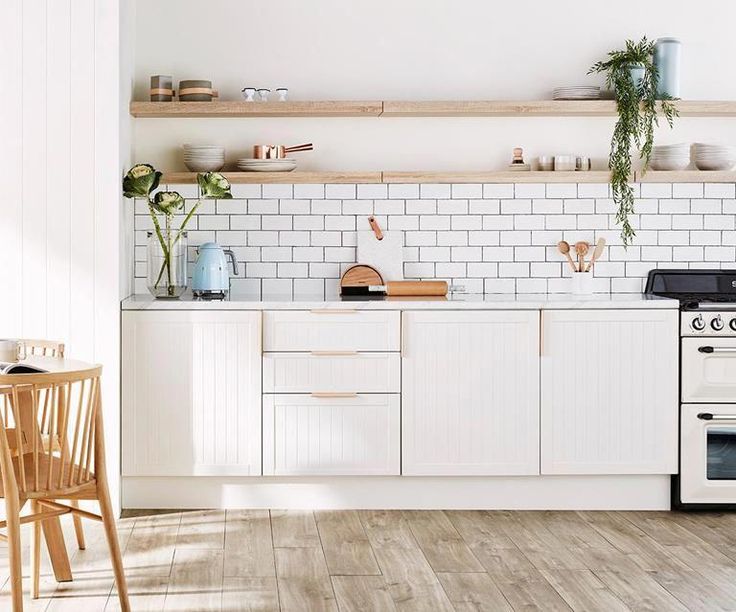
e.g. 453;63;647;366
654;37;681;99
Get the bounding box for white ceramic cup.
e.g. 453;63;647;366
571;272;594;295
0;339;26;363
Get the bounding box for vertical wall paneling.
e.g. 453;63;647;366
0;0;23;332
0;0;124;510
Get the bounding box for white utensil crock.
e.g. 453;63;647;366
571;272;594;295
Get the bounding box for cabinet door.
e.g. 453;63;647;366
122;311;262;476
541;309;678;475
402;311;540;475
263;394;400;475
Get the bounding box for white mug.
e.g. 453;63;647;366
0;339;26;363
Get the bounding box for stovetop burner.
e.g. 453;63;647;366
646;269;736;310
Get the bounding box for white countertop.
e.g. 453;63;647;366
121;292;678;310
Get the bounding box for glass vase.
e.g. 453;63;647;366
147;230;188;299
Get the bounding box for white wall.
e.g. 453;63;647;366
133;0;736;171
0;0;125;510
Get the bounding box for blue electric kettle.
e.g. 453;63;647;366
192;242;238;298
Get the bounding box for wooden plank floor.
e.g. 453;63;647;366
2;510;736;610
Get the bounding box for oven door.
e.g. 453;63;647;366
682;337;736;403
681;404;736;504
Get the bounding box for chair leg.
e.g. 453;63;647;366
69;501;86;550
97;486;130;612
30;500;41;599
5;492;24;612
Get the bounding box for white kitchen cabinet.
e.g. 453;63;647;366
540;309;678;475
122;311;262;476
401;311;540;475
263;394;400;475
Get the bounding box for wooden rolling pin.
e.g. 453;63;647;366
341;280;448;297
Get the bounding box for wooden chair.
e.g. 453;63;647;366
16;340;86;552
0;366;129;611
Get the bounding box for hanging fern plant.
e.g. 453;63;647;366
589;37;678;245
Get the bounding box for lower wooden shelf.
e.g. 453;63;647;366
161;169;736;185
163;171;382;184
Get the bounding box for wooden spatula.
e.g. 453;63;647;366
585;238;606;272
557;241;577;273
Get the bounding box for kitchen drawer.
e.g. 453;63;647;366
263;352;400;393
263;310;400;352
263;394;400;475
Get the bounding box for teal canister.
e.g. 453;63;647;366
654;37;681;99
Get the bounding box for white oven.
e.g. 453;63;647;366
681;404;736;504
681;337;736;403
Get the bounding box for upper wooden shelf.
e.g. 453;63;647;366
382;171;612;183
382;100;736;117
130;101;383;118
634;170;736;183
131;100;736;118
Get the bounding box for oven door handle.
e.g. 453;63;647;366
698;346;736;354
698;412;736;421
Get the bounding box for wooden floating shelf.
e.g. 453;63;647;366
634;170;736;182
162;171;383;184
162;169;736;185
130;100;383;118
131;100;736;118
383;171;611;183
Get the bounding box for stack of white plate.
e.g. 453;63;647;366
552;86;600;100
236;158;297;173
650;143;690;170
693;143;736;171
183;145;225;172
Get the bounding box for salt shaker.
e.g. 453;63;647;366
257;88;271;102
241;87;256;102
276;88;289;102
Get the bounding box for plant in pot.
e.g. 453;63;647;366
590;37;678;245
122;165;233;298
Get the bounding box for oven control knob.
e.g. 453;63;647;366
730;318;736;332
691;315;706;331
711;315;725;331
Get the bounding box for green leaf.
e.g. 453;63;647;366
122;163;161;199
197;172;233;199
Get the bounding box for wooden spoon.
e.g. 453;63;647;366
585;238;606;272
557;241;577;273
574;241;590;273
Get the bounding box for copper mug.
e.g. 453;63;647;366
0;339;26;363
252;143;313;159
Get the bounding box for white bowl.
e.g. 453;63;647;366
694;159;735;171
184;160;225;172
650;159;690;171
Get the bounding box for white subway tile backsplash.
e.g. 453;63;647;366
514;184;545;199
577;184;609;199
357;184;388;199
705;184;736;199
325;184;356;200
262;184;293;199
501;199;532;215
469;200;500;215
230;184;262;199
451;184;482;199
420;183;451;199
293;184;325;199
388;184;420;199
672;183;704;199
640;183;672;198
133;181;736;298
